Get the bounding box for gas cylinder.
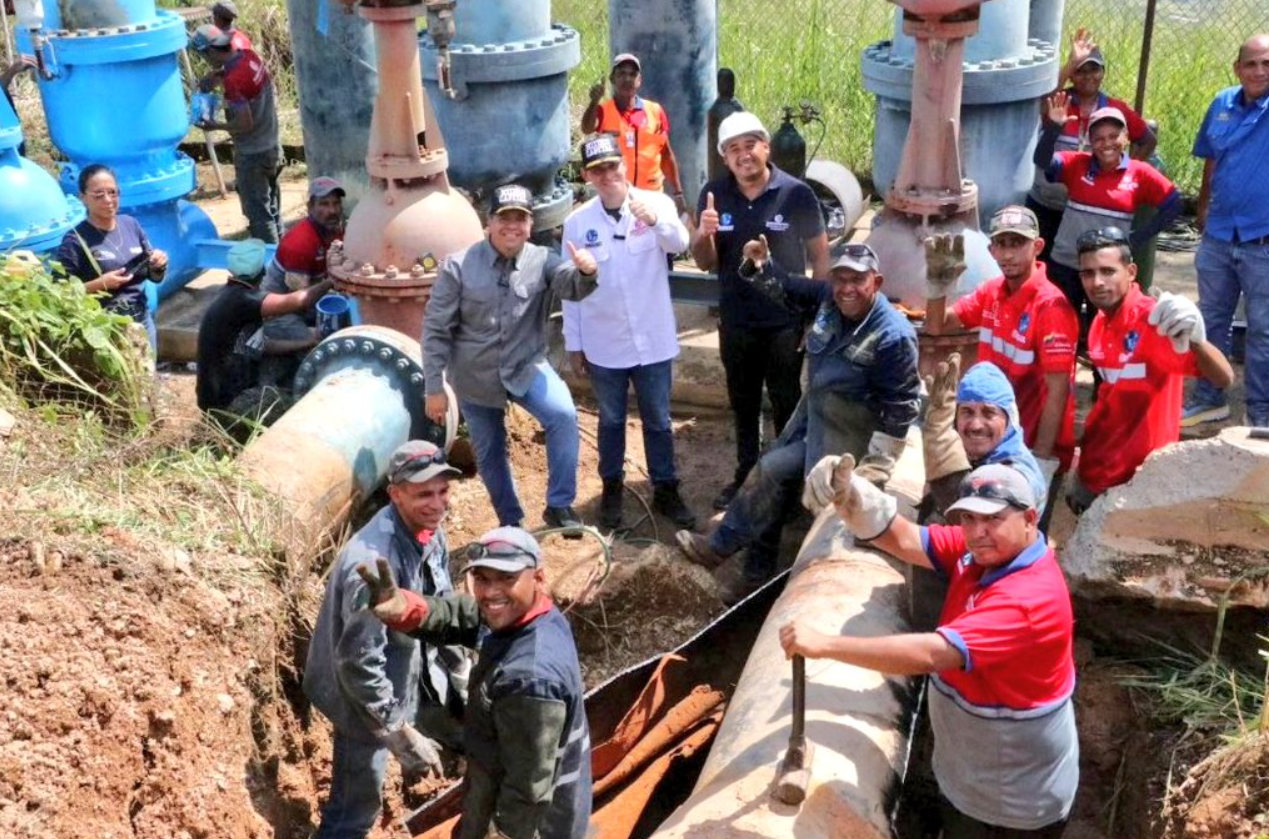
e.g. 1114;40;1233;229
771;107;807;181
706;67;744;183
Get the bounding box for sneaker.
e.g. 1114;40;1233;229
675;530;728;569
599;480;624;529
543;505;584;538
1181;400;1231;428
653;481;697;529
712;480;740;511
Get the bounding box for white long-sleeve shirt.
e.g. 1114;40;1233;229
561;187;688;369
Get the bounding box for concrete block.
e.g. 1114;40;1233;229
1064;427;1269;610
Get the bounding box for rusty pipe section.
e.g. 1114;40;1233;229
652;447;925;837
238;325;453;536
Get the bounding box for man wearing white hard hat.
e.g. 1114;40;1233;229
692;111;830;511
195;238;332;414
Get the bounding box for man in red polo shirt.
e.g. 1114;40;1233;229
782;459;1078;837
1067;227;1234;513
924;206;1079;481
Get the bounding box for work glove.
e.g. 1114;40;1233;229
923;234;966;301
921;353;971;482
1148;292;1206;354
801;455;840;515
356;558;429;631
856;431;906;487
1064;473;1098;516
383;724;444;777
831;454;898;541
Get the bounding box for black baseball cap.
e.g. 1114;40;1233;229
490;184;534;216
581;135;623;169
829;242;881;274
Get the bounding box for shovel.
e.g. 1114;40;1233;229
773;654;814;805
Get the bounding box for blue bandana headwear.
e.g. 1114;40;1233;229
955;362;1047;512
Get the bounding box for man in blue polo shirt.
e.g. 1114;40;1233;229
1184;33;1269;429
781;460;1078;838
692;112;830;510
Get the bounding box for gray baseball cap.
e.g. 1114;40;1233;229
829;242;881;274
989;205;1041;240
387;440;460;485
463;526;542;574
946;463;1038;517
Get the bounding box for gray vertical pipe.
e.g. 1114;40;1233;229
607;0;716;208
1028;0;1065;48
286;0;378;190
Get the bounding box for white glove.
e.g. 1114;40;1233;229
1148;292;1206;354
856;431;906;486
1037;457;1060;491
831;454;898;541
802;455;841;514
383;724;443;776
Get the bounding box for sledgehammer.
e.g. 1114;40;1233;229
773;654;814;805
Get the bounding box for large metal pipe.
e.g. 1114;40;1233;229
608;0;716;209
286;0;378;189
652;447;926;837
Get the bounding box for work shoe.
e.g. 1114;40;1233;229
1181;399;1230;428
712;480;741;511
653;481;697;529
599;479;624;529
543;505;584;538
675;530;727;570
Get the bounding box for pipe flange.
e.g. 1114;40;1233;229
0;189;85;253
422;24;580;90
862;38;1059;104
529;178;574;233
59;153;197;210
327;240;439;301
293;324;449;448
33;10;189;66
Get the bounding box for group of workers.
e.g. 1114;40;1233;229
9;8;1265;836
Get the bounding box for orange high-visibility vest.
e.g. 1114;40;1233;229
595;98;669;191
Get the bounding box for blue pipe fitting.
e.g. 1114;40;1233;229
16;1;216;300
0;95;85;253
862;0;1064;225
421;3;580;232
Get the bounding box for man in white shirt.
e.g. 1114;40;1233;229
562;135;696;530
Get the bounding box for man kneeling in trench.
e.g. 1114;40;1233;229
782;460;1078;838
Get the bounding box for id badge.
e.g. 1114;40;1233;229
624;130;635;149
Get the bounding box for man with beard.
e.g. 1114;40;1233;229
258;176;346;387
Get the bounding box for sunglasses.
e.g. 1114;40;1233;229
957;474;1031;510
1076;226;1130;251
837;242;879;260
390;449;448;483
465;540;538;567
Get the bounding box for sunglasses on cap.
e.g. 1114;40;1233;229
464;540;538;566
390;449;448;483
1076;226;1130;252
838;242;879;260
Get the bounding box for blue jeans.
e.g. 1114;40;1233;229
236;146;283;244
314;731;389;839
710;438;807;583
588;358;677;484
1193;235;1269;418
462;366;579;526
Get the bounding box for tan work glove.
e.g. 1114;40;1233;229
802;454;841;514
855;431;906;487
922;352;971;483
830;454;898;541
923;233;966;301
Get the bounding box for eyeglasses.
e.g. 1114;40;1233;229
389;449;448;483
87;189;120;200
1075;226;1130;252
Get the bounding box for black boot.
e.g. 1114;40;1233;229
653;481;697;529
599;479;624;529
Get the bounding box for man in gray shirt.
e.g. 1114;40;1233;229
423;184;599;531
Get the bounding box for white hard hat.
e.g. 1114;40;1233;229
717;111;770;155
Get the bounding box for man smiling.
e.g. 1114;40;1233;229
358;527;591;839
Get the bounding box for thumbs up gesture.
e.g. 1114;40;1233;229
698;192;719;237
628;196;658;227
567;241;599;277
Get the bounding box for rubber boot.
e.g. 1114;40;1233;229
599;478;624;529
653;481;697;529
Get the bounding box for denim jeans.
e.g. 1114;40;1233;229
1193;235;1269;419
314;730;389;839
461;366;579;526
710;438;807;584
235;146;283;244
588;358;676;484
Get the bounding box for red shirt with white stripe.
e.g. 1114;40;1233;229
953;264;1079;469
1080;285;1199;494
1030;92;1151;211
1048;154;1175;269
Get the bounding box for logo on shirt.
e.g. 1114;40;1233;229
719;212;734;232
585;228;600;246
631;218;650;236
765;213;791;232
1123;330;1140;355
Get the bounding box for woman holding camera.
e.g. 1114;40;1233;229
56;164;169;349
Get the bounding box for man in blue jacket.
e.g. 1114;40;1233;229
303;440;468;839
677;239;921;603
